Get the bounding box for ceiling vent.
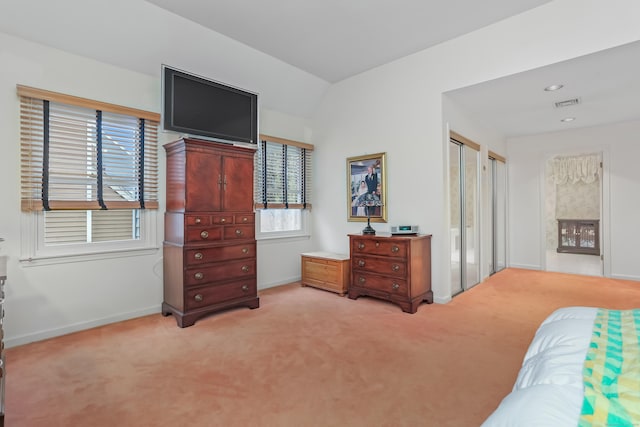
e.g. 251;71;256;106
554;98;581;108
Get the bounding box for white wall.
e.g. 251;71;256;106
256;109;317;288
0;29;319;346
507;120;640;281
311;0;640;302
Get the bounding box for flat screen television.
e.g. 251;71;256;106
162;65;258;145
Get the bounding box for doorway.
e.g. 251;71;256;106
543;152;603;276
449;133;480;295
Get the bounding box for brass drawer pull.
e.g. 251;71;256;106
241;265;250;273
242;217;248;222
391;264;400;272
358;277;366;284
391;283;400;290
194;252;203;260
391;245;399;253
241;284;249;292
194;294;203;302
195;217;201;224
375;242;380;247
200;230;209;239
235;229;243;236
358;260;366;267
358;242;365;250
241;247;249;254
221;218;226;223
194;272;204;280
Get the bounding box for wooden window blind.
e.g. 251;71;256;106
18;85;159;212
254;134;313;210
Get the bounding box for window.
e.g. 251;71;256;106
254;134;313;238
18;85;159;261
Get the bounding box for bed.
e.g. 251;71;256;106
482;306;640;426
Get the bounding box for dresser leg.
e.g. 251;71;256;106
424;290;434;304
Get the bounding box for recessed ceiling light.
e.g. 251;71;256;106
544;84;564;91
561;117;576;122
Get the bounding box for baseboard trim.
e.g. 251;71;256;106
610;273;640;282
5;305;161;348
258;276;301;291
509;263;542;270
433;296;451;304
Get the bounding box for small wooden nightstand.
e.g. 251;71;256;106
301;252;350;296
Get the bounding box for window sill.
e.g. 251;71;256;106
256;233;311;244
19;246;160;267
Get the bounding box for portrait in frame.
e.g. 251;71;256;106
346;152;387;222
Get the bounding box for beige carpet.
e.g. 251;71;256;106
5;268;640;426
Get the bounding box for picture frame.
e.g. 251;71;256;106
347;152;387;222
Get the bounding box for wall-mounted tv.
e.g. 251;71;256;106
162;65;258;145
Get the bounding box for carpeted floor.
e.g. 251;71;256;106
5;268;640;426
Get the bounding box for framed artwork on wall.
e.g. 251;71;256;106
346;152;387;222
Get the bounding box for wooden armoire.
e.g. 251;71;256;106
162;138;259;327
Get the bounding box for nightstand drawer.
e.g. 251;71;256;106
352;272;409;296
352;255;407;278
351;238;408;258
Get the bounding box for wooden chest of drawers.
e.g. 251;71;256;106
162;139;259;327
301;252;350;296
348;233;432;313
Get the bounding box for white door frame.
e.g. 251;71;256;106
538;148;610;276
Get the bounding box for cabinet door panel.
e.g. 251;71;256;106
222;156;254;212
186;151;222;211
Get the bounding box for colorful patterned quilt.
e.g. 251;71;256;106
579;309;640;426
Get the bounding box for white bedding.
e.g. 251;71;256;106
481;306;598;427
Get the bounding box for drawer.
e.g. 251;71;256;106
223;224;255;240
185;258;256;286
303;258;339;283
234;213;254;224
186;214;210;226
212;214;234;225
185;280;257;310
352;273;409;296
186;227;223;243
185;243;256;266
351;238;408;257
352;255;407;278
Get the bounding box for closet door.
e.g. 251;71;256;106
489;154;507;275
449;133;480;294
449;142;462;295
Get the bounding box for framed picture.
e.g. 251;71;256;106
347;152;387;222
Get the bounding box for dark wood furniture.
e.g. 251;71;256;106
162;138;259;327
557;219;600;255
0;260;5;427
348;233;432;313
301;252;350;296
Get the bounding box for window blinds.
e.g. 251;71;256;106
18;85;159;211
254;134;313;210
